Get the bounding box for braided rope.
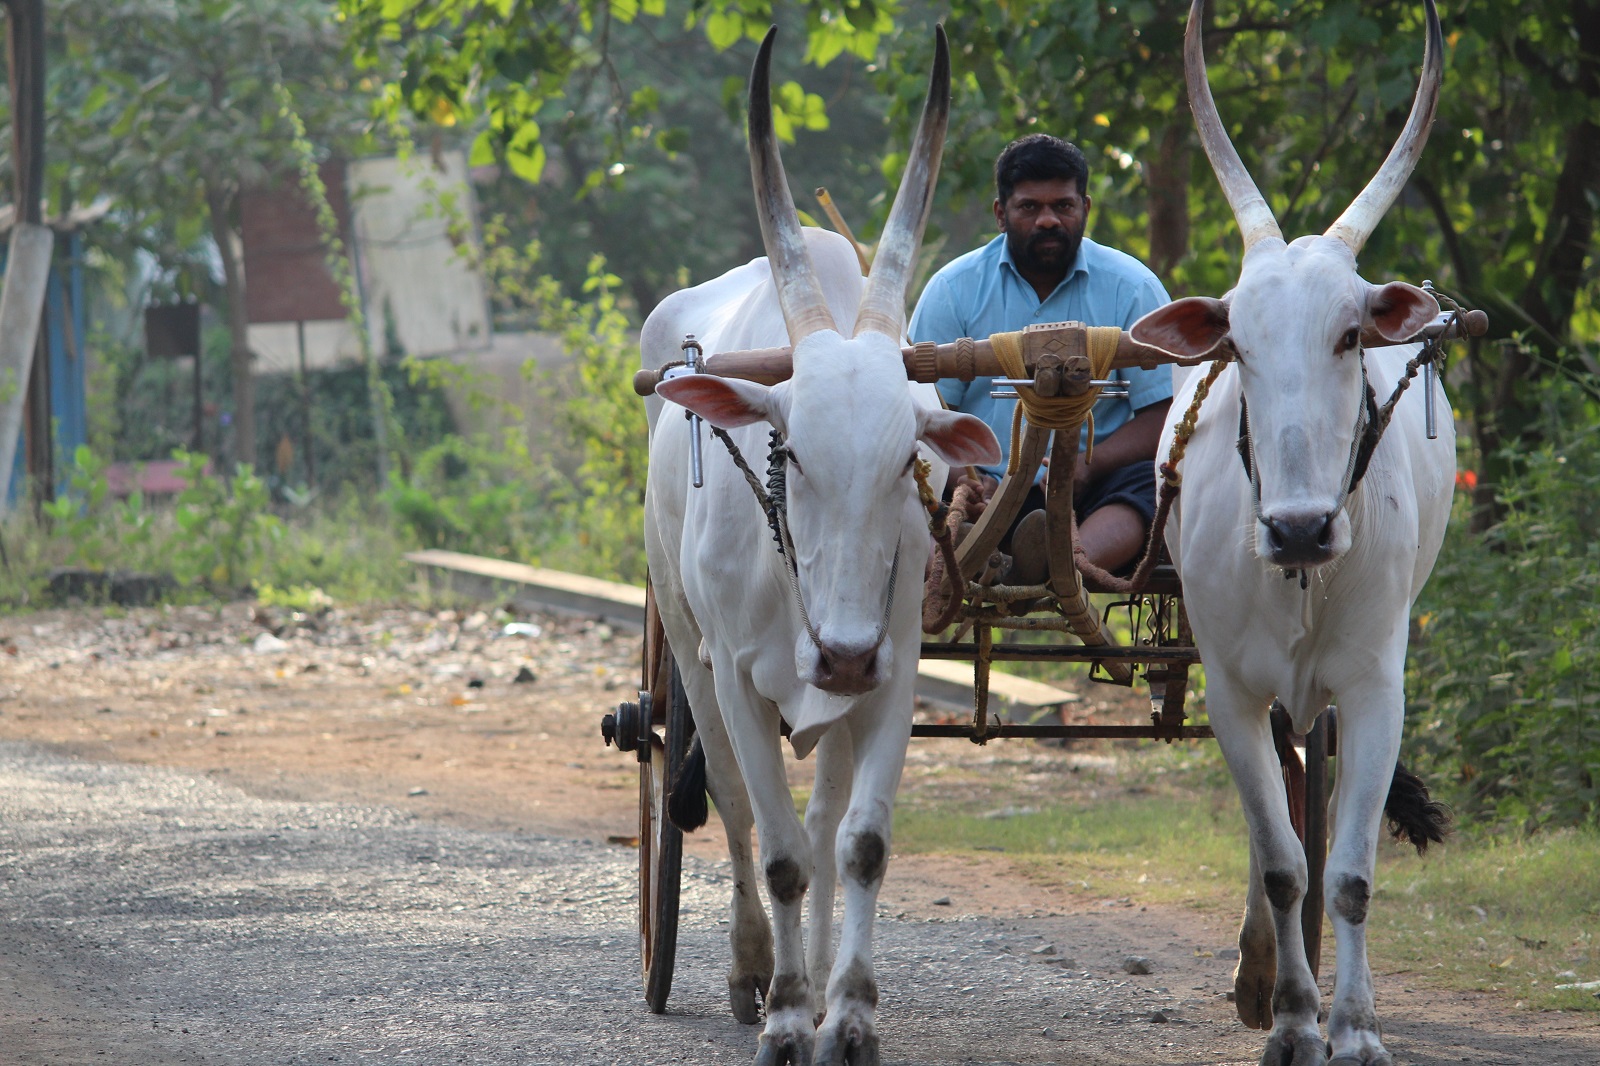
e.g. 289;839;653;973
709;425;902;656
915;459;973;633
1088;358;1229;595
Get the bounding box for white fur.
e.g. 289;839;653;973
644;228;998;1059
1136;234;1454;1065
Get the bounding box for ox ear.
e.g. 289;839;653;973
1130;297;1232;359
916;408;1002;467
1366;281;1439;344
655;375;778;430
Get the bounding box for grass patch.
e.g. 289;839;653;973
892;754;1247;911
1370;827;1600;1012
890;748;1600;1014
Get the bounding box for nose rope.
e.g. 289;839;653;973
1237;356;1371;528
707;424;902;657
775;500;901;655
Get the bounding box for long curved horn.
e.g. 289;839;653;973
853;25;951;340
749;27;836;343
1324;0;1443;254
1185;0;1283;254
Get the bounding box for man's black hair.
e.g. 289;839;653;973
995;134;1090;205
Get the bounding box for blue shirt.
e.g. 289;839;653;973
908;234;1172;479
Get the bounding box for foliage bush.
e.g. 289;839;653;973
526;255;649;585
253;358;458;498
381;433;563;560
37;446;283;594
6;449;421;611
41;445;157;571
1407;385;1600;829
166;451;283;590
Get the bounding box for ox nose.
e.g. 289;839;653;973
1262;511;1337;567
814;640;882;695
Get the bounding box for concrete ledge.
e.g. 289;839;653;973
405;549;1077;717
406;550;647;631
914;658;1079;718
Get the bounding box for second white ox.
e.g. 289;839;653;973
642;27;999;1066
1131;2;1452;1065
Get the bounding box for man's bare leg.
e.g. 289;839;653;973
1078;502;1146;573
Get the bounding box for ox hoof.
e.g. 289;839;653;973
1235;972;1274;1030
1259;1029;1327;1066
814;1025;879;1066
753;1031;814;1066
1329;1051;1392;1066
730;971;769;1025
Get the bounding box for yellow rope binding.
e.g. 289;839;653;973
990;326;1122;476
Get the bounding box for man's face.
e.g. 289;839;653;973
994;177;1090;277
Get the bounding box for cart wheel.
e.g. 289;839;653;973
640;656;692;1013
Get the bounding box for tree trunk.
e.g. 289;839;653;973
1516;118;1600;350
206;180;255;470
1144;119;1192;284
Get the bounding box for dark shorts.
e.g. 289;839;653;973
1077;460;1159;526
1004;461;1159;545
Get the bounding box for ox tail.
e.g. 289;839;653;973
667;735;710;833
1384;760;1451;854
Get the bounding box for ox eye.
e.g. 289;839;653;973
784;446;804;475
1339;327;1361;353
902;454;917;475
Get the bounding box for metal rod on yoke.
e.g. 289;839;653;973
991;377;1130;400
1424;362;1438;440
1422;282;1441;440
683;335;706;488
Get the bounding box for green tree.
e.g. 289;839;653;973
344;0;1599;486
24;0;380;469
339;0;901;312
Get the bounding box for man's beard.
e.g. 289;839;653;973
1007;227;1083;276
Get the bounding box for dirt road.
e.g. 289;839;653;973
0;603;1591;1064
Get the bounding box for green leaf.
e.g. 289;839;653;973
469;129;497;166
507;142;546;182
704;10;742;50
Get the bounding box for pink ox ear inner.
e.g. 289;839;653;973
654;374;773;429
1130;296;1232;359
1366;281;1440;343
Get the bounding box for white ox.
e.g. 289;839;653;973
1130;2;1452;1065
642;28;999;1066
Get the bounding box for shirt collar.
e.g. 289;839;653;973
996;235;1091;298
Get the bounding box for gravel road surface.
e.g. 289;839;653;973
1;742;1253;1066
0;603;1592;1065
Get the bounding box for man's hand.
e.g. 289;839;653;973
1075;399;1172;493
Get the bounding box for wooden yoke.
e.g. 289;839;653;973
635;311;1487;696
629;309;1488;396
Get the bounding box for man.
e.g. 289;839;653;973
908;133;1171;575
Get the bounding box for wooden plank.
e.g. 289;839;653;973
404;550;1076;716
406;549;647;630
915;658;1078;713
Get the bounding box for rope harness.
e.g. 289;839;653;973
1228;302;1460;585
678;296;1462;648
708;426;902;656
1236;358;1375;528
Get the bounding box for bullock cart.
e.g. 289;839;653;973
603;304;1485;1015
